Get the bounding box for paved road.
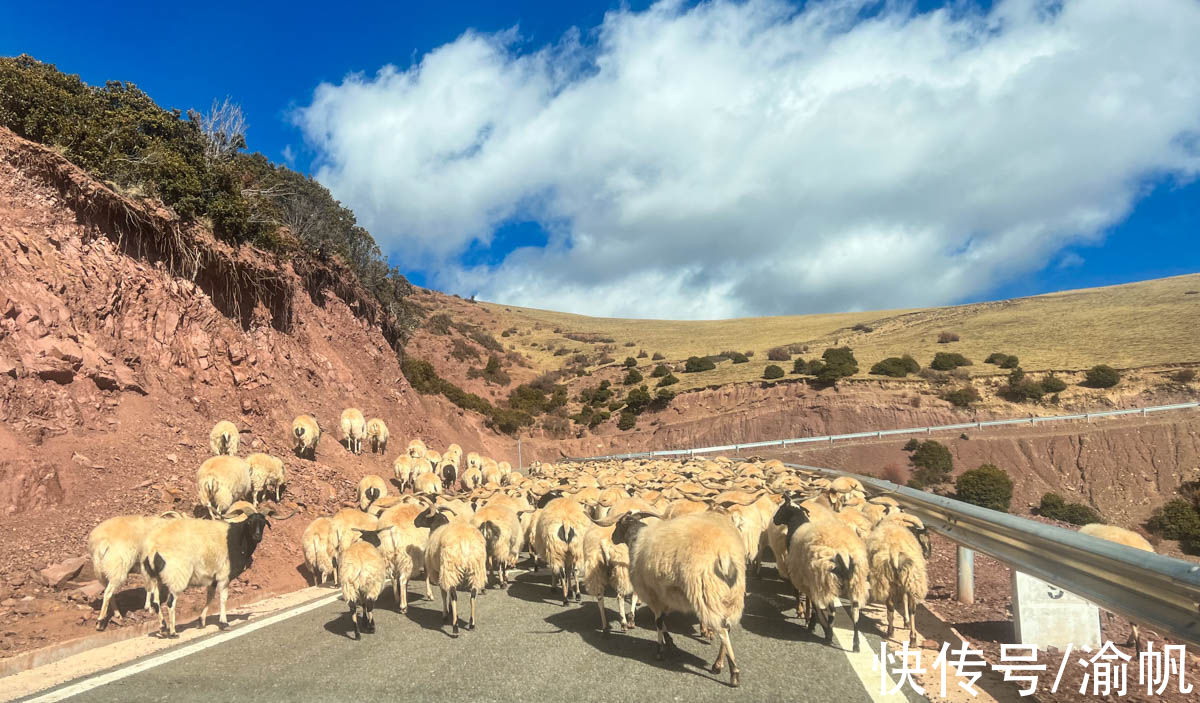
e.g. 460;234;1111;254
28;566;923;703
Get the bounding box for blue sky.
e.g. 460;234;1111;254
3;0;1198;318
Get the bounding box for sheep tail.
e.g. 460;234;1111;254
201;476;219;513
833;552;855;588
143;553;165;578
480;521;501;553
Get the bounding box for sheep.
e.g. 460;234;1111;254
466;452;482;474
481;459;503;487
245;453;285;505
87;511;182;630
209;420;239;456
340;408;366;454
866;513;930;645
196;456;252;519
414;471;442;496
292;414;320;459
460;465;483;491
143;504;292;637
471;503;523;589
773;498;868;652
497;460;512;478
301;517;339;586
377;505;432;611
611;511;746;687
578;520;640;633
365;418;389;454
329;508;379;556
427;449;443;475
338;526;394;639
533;492;592;605
358;474;389;512
394;455;415;490
414;504;488;636
407;438;428;460
441;455;459;490
1079;523;1155;651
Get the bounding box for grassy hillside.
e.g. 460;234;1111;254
440;273;1200;391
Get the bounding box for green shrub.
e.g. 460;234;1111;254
617;410;637;430
955;464;1013;512
652;352;665;360
852;322;873;332
684;356;716;373
930;352;972;371
903;438;920;451
901;354;921;374
942;386;981;408
792;358;807;374
1085;365;1120;388
1000;355;1020;369
650;364;670;378
937;331;960;344
637;349;648;358
1147;499;1200;541
657;374;679;387
1040;374;1067;393
1038;493;1102;525
651;388;676;410
488;407;533;435
623;357;637;368
870;357;916;377
450;338;479;362
624;386;653;414
908;440;953;489
727;351;749;364
984;352;1008;365
1170;369;1196;384
814;346;858;384
623;368;643;385
767;347;791;361
468;355;510;386
763;365;785;380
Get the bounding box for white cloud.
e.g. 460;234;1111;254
294;0;1200;319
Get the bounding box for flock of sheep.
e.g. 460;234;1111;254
83;408;1156;688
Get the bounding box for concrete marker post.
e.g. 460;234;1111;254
957;546;975;604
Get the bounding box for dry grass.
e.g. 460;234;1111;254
438;274;1200;392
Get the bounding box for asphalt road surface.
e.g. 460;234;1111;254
26;565;925;703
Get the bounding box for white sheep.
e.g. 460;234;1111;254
143;505;291;637
415;504;488;636
209;420;239;456
301;516;339;586
87;511;182;630
578;520;640;632
196;455;252;519
357;474;389;512
1079;523;1156;651
340;408;366;454
866;513;930;645
377;503;432;612
393;455;415;491
245;453;285;505
407;438;428;460
471;503;523;589
338;526;393;639
292;414;321;459
365;418;389;454
533;492;591;605
612;511;746;687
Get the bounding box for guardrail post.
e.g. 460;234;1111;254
1143;408;1148;417
926;427;931;435
957;546;975;604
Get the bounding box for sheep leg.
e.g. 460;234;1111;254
440;587;450;624
1129;623;1142;653
199;583;215;628
719;627;741;687
626;594;638;630
165;592;178;638
424;575;433;600
466;589;476;631
397;574;409;614
598;595;609;632
848;600;862;653
349;601;360;640
886;601;895;640
711;633;727;673
96;578;117;631
903;595;915;646
559;568;569;606
450;587;460;636
217;582;230;630
654;612;668;660
364;600;375;634
574;570;582;603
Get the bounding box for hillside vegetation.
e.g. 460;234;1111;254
440;274;1200;392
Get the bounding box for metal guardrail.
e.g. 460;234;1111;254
786;463;1200;649
572;401;1199;461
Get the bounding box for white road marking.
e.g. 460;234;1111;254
22;594;340;703
830;608;919;703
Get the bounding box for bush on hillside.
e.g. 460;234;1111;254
985;352;1008;364
1084;365;1121;388
942;386;981;408
685;356;716;373
1170;369;1196;384
937;331;960;344
815;346;858;384
651;387;676;410
725;351;750;364
637;349;648;358
852;323;874;332
930;352;972;371
1147;499;1200;542
903;438;921;451
652;352;665;360
623;357;637;368
1000;355;1020;369
617;410;637;431
955;464;1013;512
767;347;791;361
657;373;679;387
624;386;653;414
763;365;785;380
871;356;920;378
908;440;953;489
650;364;670;378
1038;493;1102;525
623;369;643;385
1040;374;1067;393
